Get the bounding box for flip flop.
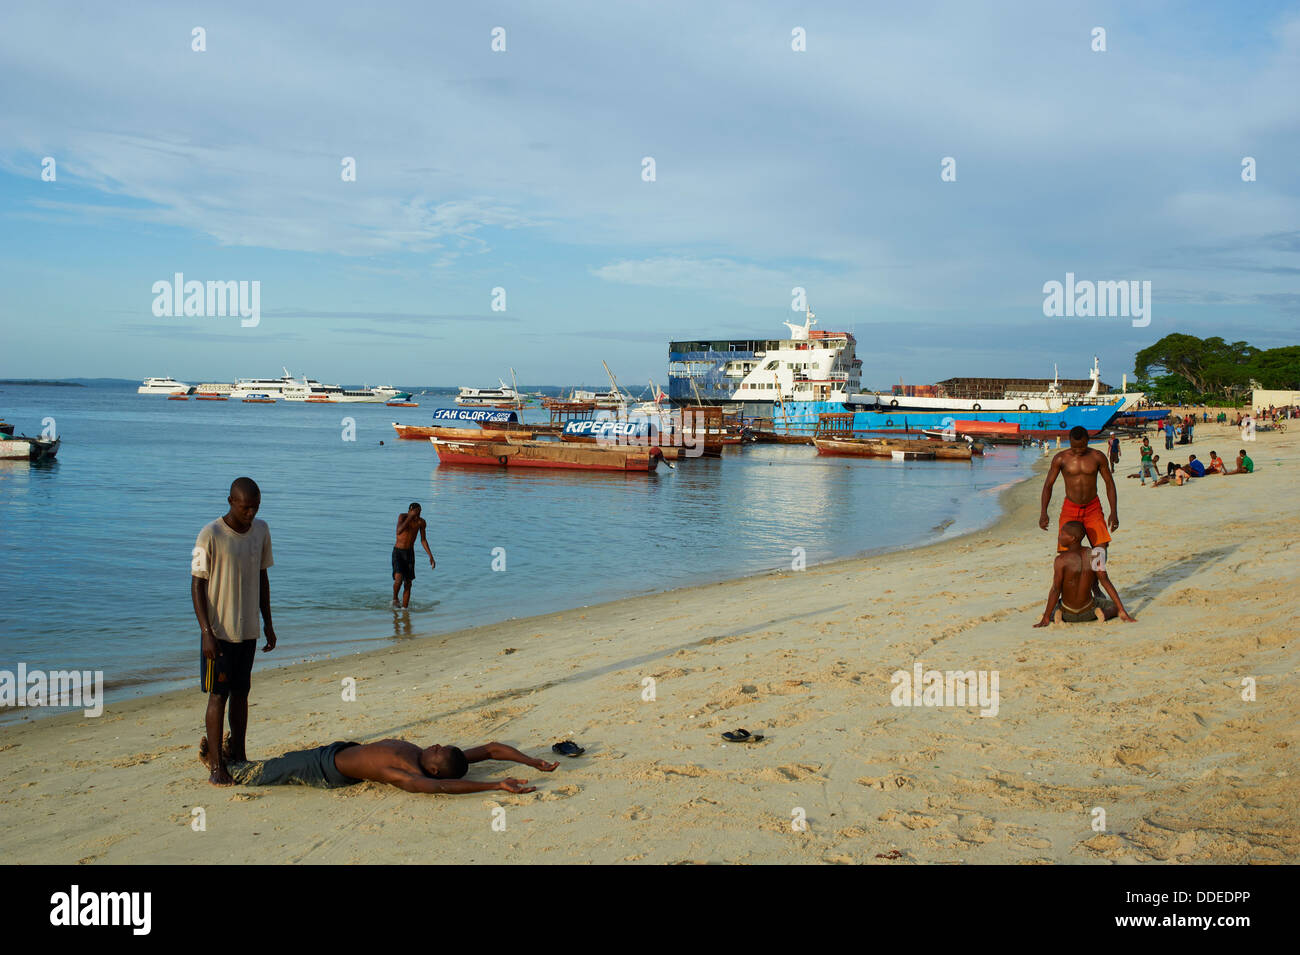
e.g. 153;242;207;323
552;740;585;757
722;729;765;743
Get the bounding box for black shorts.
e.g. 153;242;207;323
200;639;257;696
392;546;416;582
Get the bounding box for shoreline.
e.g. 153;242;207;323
2;446;1040;720
2;427;1296;864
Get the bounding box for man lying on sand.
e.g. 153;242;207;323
1034;521;1136;627
199;736;558;793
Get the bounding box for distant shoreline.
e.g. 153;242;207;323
0;380;88;387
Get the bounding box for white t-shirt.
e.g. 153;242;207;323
192;518;274;643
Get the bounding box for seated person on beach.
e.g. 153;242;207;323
1206;451;1227;474
1227;449;1254;474
198;736;558;793
1034;521;1135;627
1151;460;1190;487
1184;454;1205;477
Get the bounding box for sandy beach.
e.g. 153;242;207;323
3;427;1296;865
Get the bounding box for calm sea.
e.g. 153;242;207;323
0;382;1041;715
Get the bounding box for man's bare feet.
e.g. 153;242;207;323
199;735;235;786
1094;606;1107;622
1052;608;1063;624
209;766;235;786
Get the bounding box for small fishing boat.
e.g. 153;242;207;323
387;401;419;407
0;434;60;461
814;437;967;460
194;392;229;401
923;420;1022;444
430;438;663;472
167;392;190;401
393;407;534;441
0;421;13;436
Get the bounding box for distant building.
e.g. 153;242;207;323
1250;389;1300;410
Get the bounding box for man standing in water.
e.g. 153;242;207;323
192;477;276;786
1039;426;1119;594
392;503;435;608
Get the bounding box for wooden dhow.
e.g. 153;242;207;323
430;438;663;472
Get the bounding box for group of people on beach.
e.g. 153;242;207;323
1135;437;1253;487
191;478;558;792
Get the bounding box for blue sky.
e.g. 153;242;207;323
1;0;1296;389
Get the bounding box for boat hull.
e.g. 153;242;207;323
814;437;968;460
393;424;534;441
431;439;662;472
780;400;1121;439
0;437;59;461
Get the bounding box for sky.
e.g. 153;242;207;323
0;0;1297;390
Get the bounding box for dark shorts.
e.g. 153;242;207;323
227;741;361;788
1056;597;1116;623
392;546;416;582
200;639;256;696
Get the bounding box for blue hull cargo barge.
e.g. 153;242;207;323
772;398;1124;440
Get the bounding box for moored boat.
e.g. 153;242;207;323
813;437;970;460
430;438;663;472
426;426;534;441
393;408;532;440
0;434;60;461
139;376;193;395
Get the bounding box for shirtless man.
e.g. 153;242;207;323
1039;425;1119;588
1034;521;1136;626
199;736;559;793
392;502;435;608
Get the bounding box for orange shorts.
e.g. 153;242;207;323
1059;496;1111;549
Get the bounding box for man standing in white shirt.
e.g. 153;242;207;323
191;476;276;786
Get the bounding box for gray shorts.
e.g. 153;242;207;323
228;741;361;788
1057;597;1116;623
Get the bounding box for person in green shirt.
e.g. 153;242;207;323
1228;449;1254;474
1139;439;1155;484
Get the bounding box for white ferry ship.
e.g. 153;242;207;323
455;380;523;406
233;369;402;403
138;377;193;394
667;308;862;413
282;383;403;403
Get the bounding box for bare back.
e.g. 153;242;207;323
1054;549;1097;608
334;738;424;782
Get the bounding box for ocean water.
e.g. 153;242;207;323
0;382;1042;713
